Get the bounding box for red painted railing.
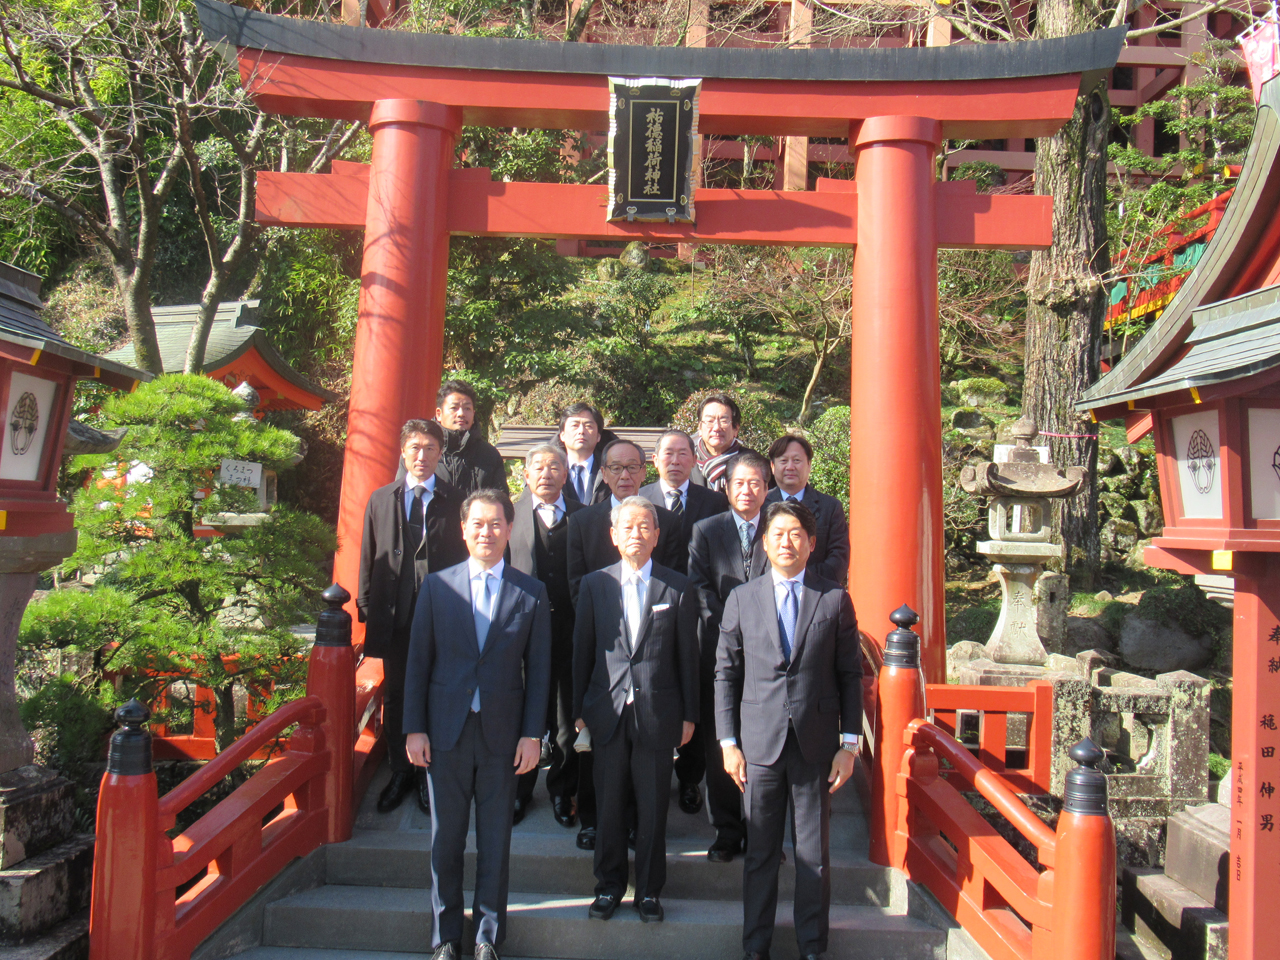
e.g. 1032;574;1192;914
927;681;1054;794
89;586;363;960
868;607;1116;960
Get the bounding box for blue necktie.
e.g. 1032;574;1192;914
780;581;799;663
472;573;494;711
573;465;586;502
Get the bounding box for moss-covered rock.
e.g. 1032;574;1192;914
954;376;1008;407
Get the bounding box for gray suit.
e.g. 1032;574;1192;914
404;561;552;949
573;562;699;901
763;485;850;585
714;572;862;956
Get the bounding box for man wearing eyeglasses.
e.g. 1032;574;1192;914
565;438;679;849
691;393;761;494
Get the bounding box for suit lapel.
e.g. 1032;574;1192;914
631;573;662;659
486;567;520;649
751;575;785;662
606;563;629;654
446;563;481;653
725;514;748;581
788;580;820;667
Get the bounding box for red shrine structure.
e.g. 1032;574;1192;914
83;5;1134;960
1084;73;1280;960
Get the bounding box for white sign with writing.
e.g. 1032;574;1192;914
0;372;58;482
219;458;263;488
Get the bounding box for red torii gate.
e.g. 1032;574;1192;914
196;0;1125;683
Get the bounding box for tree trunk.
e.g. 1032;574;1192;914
116;265;164;375
1024;0;1110;586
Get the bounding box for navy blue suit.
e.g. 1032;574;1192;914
404;560;552;949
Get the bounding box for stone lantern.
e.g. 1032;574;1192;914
959;418;1087;667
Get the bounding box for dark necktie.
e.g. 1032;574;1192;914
785;494;798;503
572;465;586;502
406;485;425;553
667;489;683;515
739;520;752;566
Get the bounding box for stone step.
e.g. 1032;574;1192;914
1163;804;1229;913
1120;867;1228;960
263;885;947;960
0;833;94;940
326;829;892;907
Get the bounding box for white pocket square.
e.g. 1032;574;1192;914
651;603;672;612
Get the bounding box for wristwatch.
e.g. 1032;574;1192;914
839;740;860;754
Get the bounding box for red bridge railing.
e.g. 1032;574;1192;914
867;606;1116;960
88;585;365;960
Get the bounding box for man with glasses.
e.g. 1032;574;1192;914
686;451;772;862
764;435;850;585
565;438;679;849
691;393;761;495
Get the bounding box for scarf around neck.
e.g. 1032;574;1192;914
695;436;742;492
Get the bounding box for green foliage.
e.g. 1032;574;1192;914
806;405;850;513
1208;752;1230;780
33;374;337;750
945;604;999;647
18;674;115;768
951;160;1006;193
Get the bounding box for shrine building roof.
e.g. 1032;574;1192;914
103;300;337;412
1083;76;1280;414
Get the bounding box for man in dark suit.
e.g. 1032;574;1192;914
509;444;587;828
556;402;614;505
564;437;679;849
404;491;552;960
640;429;729;816
764;435;850;585
716;500;863;960
358;419;467;816
572;496;699;924
686;450;771;861
690;393;762;493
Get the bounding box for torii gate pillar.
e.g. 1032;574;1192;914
848;116;946;684
334;99;461;626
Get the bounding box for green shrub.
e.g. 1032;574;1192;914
806;405;850;513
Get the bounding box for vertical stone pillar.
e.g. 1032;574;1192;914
0;573;38;773
1223;552;1280;960
847;115;946;682
332;100;462;631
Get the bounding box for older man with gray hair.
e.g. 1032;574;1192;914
509;443;588;826
572;495;699;923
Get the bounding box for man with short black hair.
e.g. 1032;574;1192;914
716;499;863;960
358;420;467;816
764;435;850;585
404;490;552;960
434;379;507;495
692;393;761;494
685;450;772;860
556;402;617;505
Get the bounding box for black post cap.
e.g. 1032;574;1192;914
314;583;353;647
1062;737;1109;816
883;604;921;668
107;698;153;776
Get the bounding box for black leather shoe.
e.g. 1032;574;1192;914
474;943;500;960
576;827;596;850
512;797;529;826
588;893;619;919
628;826;636;850
708;836;743;863
799;954;823;960
636;896;664;922
553;795;577;828
741;952;770;960
416;769;431;815
678;781;703;815
377;770;415;814
430;942;459;960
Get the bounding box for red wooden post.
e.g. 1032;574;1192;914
869;606;926;868
307;583;356;844
331;99;463;634
89;699;158;960
1226;552;1280;960
847;115;947;684
1051;738;1116;960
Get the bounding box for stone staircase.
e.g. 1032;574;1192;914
195;761;978;960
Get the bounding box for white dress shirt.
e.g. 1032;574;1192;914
402;474;437;533
534;494;566;528
659;478;691;511
468;557;504;712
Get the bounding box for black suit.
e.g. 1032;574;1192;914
560;451;610;505
357;477;467;772
404;561;552;950
507;492;587;806
639;481;729;576
764;486;850;585
573;562;699;901
714;572;862;957
682;511;769;843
